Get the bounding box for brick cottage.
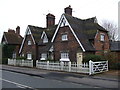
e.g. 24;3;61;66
18;6;110;65
1;26;23;58
2;6;119;65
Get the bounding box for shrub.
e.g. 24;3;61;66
16;57;26;60
83;54;105;63
47;58;54;61
2;58;8;64
104;52;118;70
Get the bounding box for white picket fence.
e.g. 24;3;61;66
8;59;108;75
36;60;108;75
36;61;89;73
8;59;33;67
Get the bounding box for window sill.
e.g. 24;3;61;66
40;58;46;60
61;40;68;42
60;58;70;62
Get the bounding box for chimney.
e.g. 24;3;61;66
64;5;72;16
46;13;55;28
8;29;15;33
16;26;20;35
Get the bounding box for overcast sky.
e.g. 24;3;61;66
0;0;119;40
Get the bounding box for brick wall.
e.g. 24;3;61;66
53;26;82;62
94;31;110;55
21;35;37;60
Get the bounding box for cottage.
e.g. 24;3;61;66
51;6;110;64
19;13;57;66
4;6;110;65
1;26;23;58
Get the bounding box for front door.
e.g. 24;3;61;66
77;52;83;64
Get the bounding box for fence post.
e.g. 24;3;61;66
89;60;93;75
68;61;71;72
61;61;64;70
14;59;16;66
47;61;49;69
36;60;38;68
8;58;10;65
106;61;109;71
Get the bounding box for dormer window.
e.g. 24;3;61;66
27;29;31;35
60;18;69;27
41;31;48;43
43;36;48;43
28;40;31;45
62;34;68;41
100;34;105;41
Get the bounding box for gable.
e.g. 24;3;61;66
51;14;86;52
19;26;36;53
2;32;23;45
1;33;8;44
41;31;48;43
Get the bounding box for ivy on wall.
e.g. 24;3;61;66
2;44;15;64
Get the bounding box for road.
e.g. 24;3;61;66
1;70;99;89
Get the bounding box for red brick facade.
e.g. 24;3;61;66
20;35;37;60
54;26;82;62
94;31;110;55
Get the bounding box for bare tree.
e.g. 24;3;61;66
101;20;118;41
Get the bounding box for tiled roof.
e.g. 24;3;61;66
28;25;45;44
39;43;53;53
28;25;57;44
64;14;107;51
45;25;57;40
110;41;120;51
4;32;23;45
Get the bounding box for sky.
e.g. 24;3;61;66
0;0;119;41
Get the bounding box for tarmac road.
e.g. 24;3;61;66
2;70;97;89
1;65;119;89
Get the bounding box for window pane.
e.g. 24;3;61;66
12;53;16;59
28;40;31;45
43;37;48;43
62;34;68;41
41;53;47;59
27;54;32;59
61;52;69;59
100;34;105;41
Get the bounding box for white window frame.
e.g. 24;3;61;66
27;53;32;60
27;30;31;35
22;54;24;57
28;40;31;45
43;36;48;43
40;53;47;60
62;34;68;41
61;52;69;59
12;53;16;59
60;52;70;62
100;34;105;41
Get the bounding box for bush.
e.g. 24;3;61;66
2;58;8;64
104;52;118;70
83;54;105;63
47;58;54;61
16;57;26;60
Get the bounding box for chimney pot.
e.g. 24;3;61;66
8;29;15;33
46;13;55;28
64;5;72;16
16;26;20;35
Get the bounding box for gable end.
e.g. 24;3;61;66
51;14;85;52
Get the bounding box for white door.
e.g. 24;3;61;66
77;52;83;64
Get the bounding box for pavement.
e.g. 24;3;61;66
1;64;120;89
